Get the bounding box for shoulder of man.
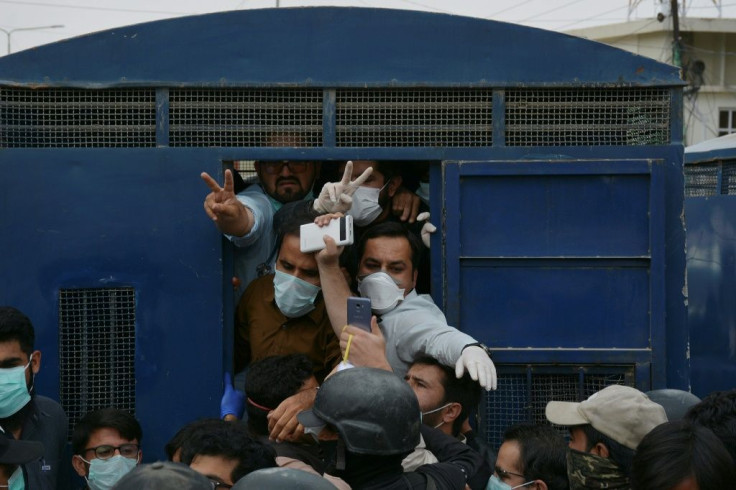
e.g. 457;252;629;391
29;395;67;422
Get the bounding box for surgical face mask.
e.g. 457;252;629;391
357;272;405;315
83;454;138;490
273;269;321;318
486;474;534;490
416;182;430;204
0;356;32;418
347;185;385;226
421;402;452;429
0;466;25;490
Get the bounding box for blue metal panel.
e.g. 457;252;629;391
684;196;736;397
443;160;670;385
0;8;682;88
0;148;225;459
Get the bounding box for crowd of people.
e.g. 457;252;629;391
1;156;735;489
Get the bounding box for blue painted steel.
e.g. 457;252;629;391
156;88;170;146
0;148;225;459
685;198;736;396
0;8;682;88
443;160;672;386
0;7;690;473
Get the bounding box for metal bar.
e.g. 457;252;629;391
156;88;169;147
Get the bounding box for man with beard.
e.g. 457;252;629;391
201;137;372;300
0;307;67;490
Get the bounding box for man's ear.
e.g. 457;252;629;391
443;402;463;424
387;175;403;197
30;350;41;375
533;480;548;490
71;455;88;477
591;442;610;458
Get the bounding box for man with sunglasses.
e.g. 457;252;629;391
490;424;568;490
71;408;142;490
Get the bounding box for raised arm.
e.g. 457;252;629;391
316;234;353;337
201;169;255;237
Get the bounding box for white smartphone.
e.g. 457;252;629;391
300;215;354;253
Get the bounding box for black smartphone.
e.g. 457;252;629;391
347;297;372;332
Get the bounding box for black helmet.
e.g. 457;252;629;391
232;468;337;490
298;367;421;455
645;389;701;421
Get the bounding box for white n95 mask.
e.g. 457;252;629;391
357;272;405;315
347;186;384;226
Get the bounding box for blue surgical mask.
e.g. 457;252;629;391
273;270;321;318
83;454;138;490
486;475;535;490
1;466;25;490
0;356;32;418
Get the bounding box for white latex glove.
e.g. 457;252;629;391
416;212;437;248
455;345;497;391
313;161;373;214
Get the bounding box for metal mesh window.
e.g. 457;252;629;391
169;89;323;147
0;88;156;148
335;89;493;147
506;88;671;146
482;365;632;449
721;161;736;195
59;288;136;437
684;163;719;197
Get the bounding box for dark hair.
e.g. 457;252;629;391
684;389;736;464
165;418;223;461
179;418;276;482
411;356;481;437
578;424;635;477
245;354;314;436
502;424;569;490
356;221;423;271
0;307;35;356
71;408;143;455
632;420;736;490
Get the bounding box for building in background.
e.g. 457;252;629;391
567;16;736;146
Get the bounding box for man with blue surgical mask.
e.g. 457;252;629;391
227;205;342;442
71;408;142;490
0;307;67;490
233;205;341;385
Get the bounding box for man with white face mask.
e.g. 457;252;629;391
402;356;494;486
71;408;143;490
316;221;497;389
0;307;67;490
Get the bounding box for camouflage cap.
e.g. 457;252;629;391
545;385;667;450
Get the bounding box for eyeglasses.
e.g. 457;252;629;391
83;443;140;460
209;479;233;489
494;466;526;480
259;161;311;175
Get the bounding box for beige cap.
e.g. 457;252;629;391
545;384;668;450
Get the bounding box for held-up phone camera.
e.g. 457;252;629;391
300;215;354;253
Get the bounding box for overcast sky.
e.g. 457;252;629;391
1;0;735;55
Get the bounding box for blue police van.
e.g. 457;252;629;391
0;7;692;466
